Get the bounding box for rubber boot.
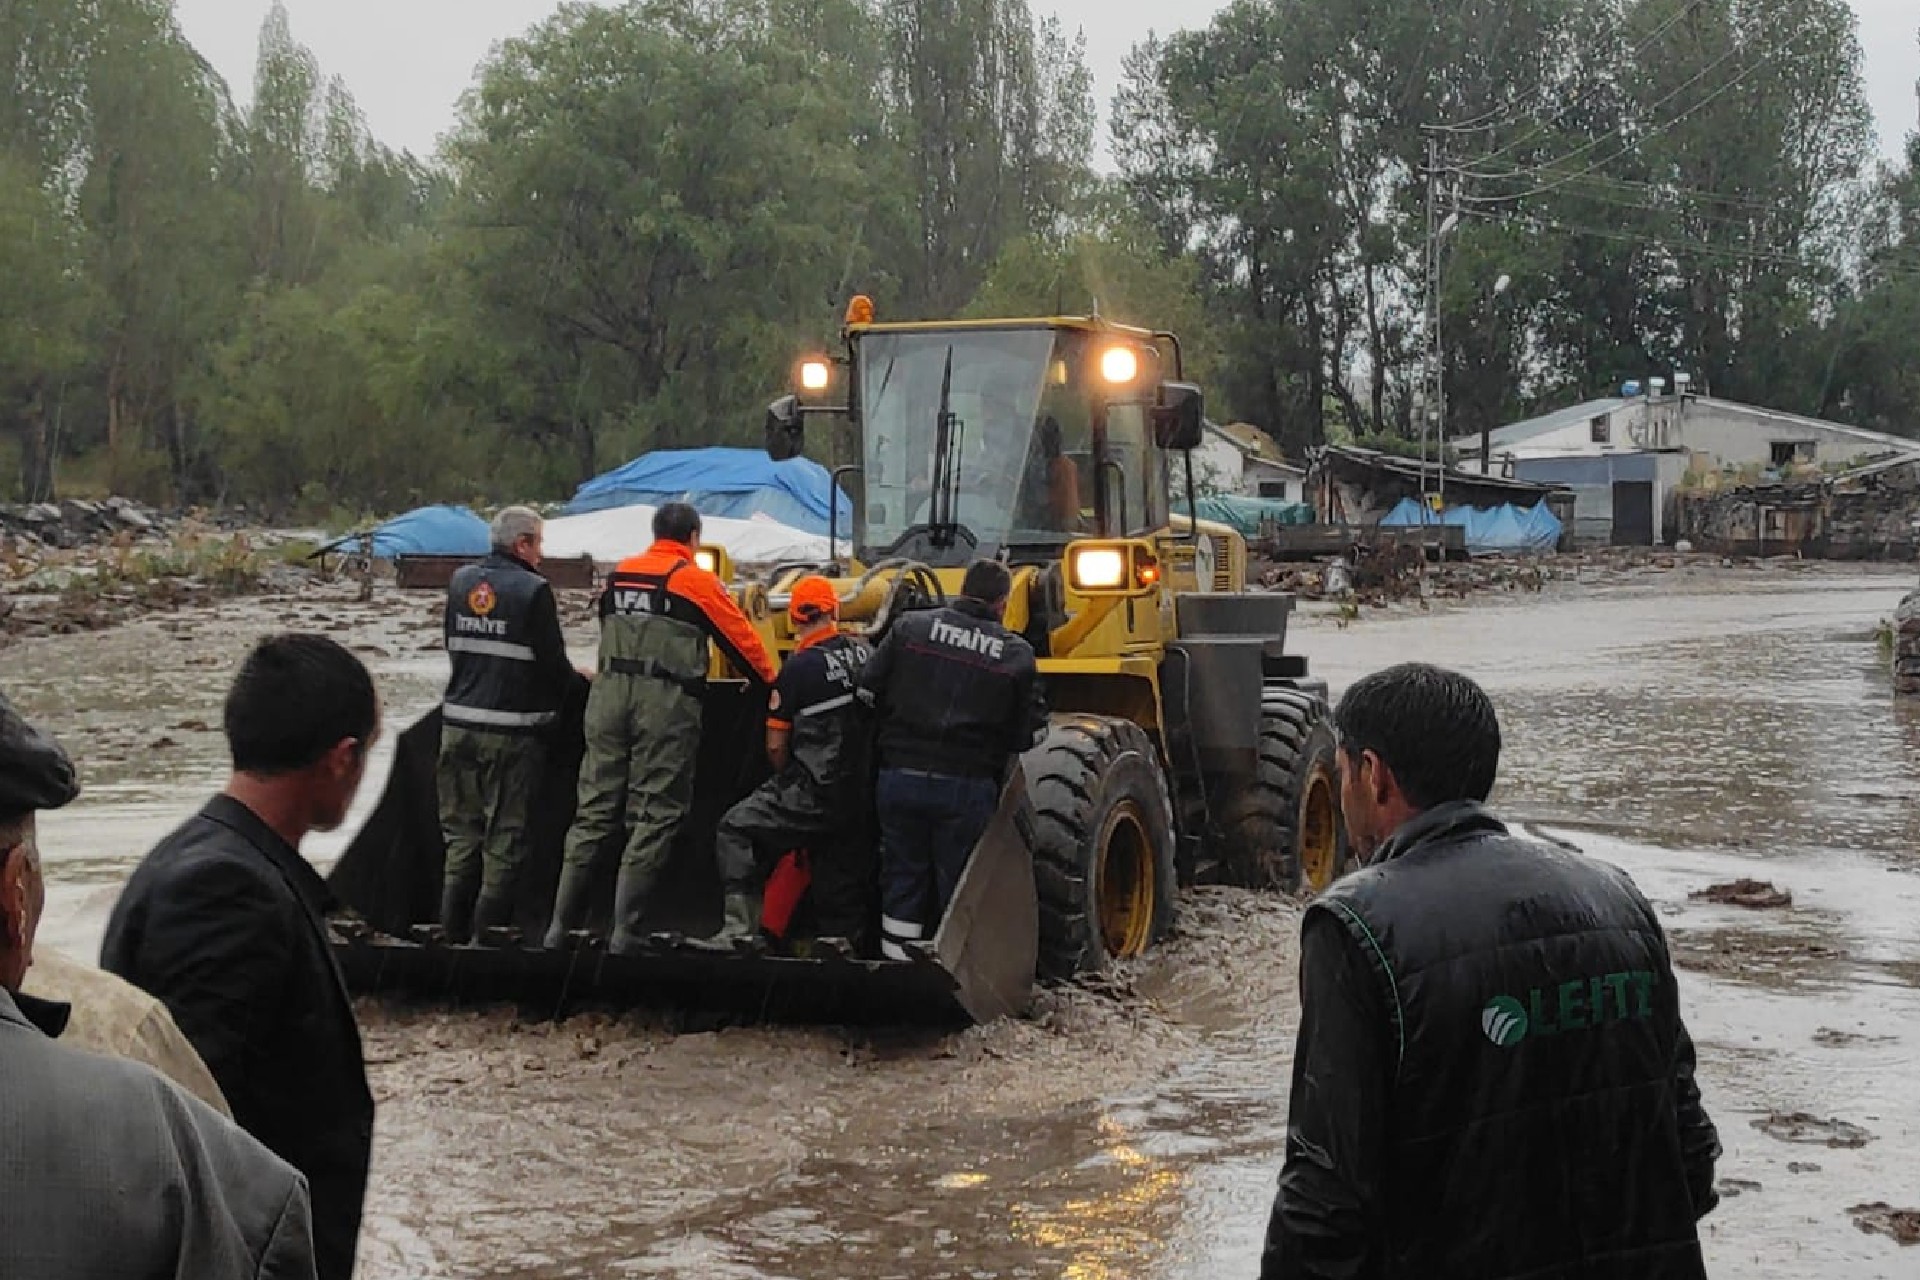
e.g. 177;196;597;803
605;864;660;957
541;864;596;951
439;878;479;946
689;889;761;952
472;892;520;947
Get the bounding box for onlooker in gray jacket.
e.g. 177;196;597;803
0;690;316;1279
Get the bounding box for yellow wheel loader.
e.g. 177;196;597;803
327;302;1346;1024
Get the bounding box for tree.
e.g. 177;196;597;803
965;194;1216;384
877;0;1095;314
0;155;92;499
445;0;884;483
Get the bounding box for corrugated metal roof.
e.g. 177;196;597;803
1216;420;1288;463
1687;397;1920;455
1453;398;1629;452
1459;394;1920;457
1203;419;1297;467
1318;444;1567;497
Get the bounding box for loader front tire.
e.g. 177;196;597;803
1218;687;1346;895
1022;715;1178;981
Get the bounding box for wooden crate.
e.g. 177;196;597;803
393;554;599;591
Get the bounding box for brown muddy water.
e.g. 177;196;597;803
5;563;1919;1278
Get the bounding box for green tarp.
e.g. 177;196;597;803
1175;494;1316;536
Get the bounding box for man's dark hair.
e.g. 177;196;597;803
961;559;1013;604
653;502;702;544
225;634;377;775
1334;663;1500;810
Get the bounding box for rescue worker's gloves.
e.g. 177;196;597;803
788;576;840;628
0;692;79;819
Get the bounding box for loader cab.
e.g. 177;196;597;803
768;311;1202;569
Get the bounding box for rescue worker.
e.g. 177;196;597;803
544;502;777;954
857;559;1047;961
436;506;581;943
1261;663;1720;1280
698;576;871;951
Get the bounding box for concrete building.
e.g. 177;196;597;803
1454;389;1920;545
1192;421;1308;503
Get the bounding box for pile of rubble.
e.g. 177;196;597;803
1253;545;1825;610
1894;588;1920;696
0;497;172;548
1;497;331;646
1256;549;1558;606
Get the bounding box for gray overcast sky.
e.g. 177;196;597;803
176;0;1917;165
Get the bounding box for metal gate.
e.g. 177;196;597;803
1611;481;1655;546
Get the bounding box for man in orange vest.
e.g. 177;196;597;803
698;576;873;951
544;503;777;954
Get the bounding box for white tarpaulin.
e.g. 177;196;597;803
541;503;848;567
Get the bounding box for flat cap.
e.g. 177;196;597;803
0;692;79;818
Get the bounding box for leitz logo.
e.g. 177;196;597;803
1482;971;1657;1047
1481;996;1529;1046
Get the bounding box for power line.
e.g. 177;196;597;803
1459;0;1717;168
1456;22;1804;206
1454;0;1818;203
1461;157;1779;212
1457;207;1920;284
1433;0;1712;138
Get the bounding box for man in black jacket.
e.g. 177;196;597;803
1261;663;1720;1280
103;635;379;1280
858;560;1047;961
437;505;581;942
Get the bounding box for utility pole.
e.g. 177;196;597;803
1422;132;1453;524
1421;134;1437;516
1421;133;1464;518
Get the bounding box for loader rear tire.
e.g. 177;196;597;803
1022;715;1178;981
1219;687;1346;895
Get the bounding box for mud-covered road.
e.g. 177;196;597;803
8;561;1919;1278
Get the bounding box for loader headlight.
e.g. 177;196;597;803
1099;346;1140;385
798;358;832;392
1067;541;1160;595
1069;546;1127;590
693;545;731;580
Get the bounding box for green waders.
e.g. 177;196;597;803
543;672;703;952
437;725;548;943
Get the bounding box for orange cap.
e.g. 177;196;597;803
788;576;840;626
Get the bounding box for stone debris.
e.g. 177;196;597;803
1689;879;1792;909
1849;1203;1920;1245
1;497;334;647
1894;587;1920;696
0;497;184;548
1752;1111;1875;1149
1256;545;1809;611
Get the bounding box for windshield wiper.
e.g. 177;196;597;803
928;345;964;551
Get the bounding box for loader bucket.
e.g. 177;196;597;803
933;766;1038;1023
325;683;1038;1025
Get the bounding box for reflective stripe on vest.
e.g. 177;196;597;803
446;636;538;662
796;693;855;718
442;702;558;728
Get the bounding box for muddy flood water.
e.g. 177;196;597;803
6;560;1919;1278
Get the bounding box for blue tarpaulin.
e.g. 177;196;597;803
566;447;853;537
1379;498;1562;554
323;505;491;560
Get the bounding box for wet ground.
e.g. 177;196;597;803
6;560;1919;1277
